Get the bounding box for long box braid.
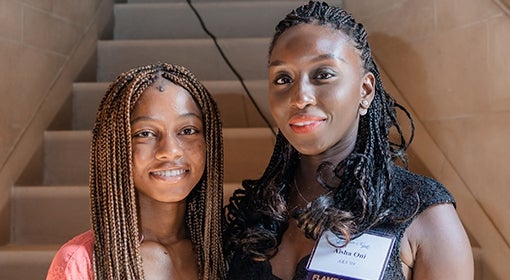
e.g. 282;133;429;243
90;63;226;279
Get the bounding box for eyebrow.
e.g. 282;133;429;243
130;112;202;125
268;53;347;68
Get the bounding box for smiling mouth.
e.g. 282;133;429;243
289;116;325;133
151;169;187;177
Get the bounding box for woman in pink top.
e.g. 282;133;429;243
46;63;226;279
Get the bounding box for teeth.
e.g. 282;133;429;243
151;170;186;177
293;121;315;126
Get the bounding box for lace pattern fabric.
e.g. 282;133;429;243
227;166;455;280
46;230;94;280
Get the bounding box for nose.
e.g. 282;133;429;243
290;77;316;109
155;134;183;160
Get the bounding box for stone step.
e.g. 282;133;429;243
11;186;90;245
97;37;270;82
42;128;274;186
10;183;241;245
113;1;328;40
127;0;293;3
0;245;59;280
72;80;272;130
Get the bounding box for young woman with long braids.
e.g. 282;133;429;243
47;63;226;279
225;2;473;279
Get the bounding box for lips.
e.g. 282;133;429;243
288;115;325;134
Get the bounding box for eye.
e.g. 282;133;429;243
180;127;200;136
313;70;335;80
273;73;293;85
132;130;156;139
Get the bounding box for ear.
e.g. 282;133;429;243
360;72;375;105
358;72;375;116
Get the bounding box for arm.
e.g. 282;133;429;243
406;203;474;279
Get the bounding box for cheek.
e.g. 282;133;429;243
196;145;206;172
324;84;361;110
184;139;206;170
268;94;288;121
131;145;152;165
131;144;157;181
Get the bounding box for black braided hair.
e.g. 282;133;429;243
225;1;416;261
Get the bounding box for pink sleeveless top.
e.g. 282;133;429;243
46;230;94;280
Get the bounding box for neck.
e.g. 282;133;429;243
138;194;188;245
298;138;354;179
292;138;354;202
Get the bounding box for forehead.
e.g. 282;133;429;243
132;81;200;117
270;23;361;64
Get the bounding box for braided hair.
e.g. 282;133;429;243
89;63;226;279
225;1;415;261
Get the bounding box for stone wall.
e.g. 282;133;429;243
0;0;113;244
342;0;510;278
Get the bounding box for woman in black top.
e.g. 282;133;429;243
225;2;473;279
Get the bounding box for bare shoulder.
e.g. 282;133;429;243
405;203;474;279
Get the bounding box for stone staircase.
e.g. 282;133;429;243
1;1;345;278
0;0;483;279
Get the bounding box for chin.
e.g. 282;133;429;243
291;140;323;155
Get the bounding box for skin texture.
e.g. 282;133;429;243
268;24;374;160
130;80;204;279
401;204;473;279
267;23;473;280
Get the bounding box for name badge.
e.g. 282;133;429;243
306;230;395;280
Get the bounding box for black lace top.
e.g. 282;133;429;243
226;166;455;280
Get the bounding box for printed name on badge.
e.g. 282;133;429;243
306;230;395;280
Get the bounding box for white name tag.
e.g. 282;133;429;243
306;230;395;280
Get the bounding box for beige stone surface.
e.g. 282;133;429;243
0;0;113;244
0;40;65;165
353;0;436;41
23;6;83;55
487;15;510;111
427;113;510;242
0;0;22;41
436;0;501;30
21;0;52;11
53;0;102;27
371;21;491;122
343;0;510;277
343;0;408;19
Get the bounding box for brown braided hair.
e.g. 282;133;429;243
89;63;226;279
